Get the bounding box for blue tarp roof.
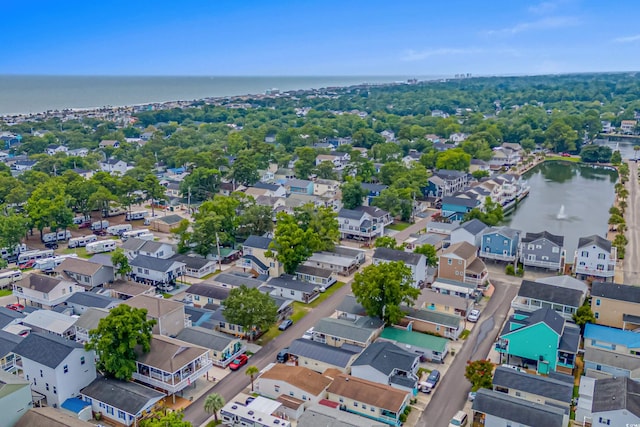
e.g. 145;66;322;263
62;397;90;413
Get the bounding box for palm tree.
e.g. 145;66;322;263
245;365;259;392
204;393;225;423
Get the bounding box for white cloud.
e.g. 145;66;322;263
484;16;580;36
401;47;520;62
528;1;558;15
613;34;640;43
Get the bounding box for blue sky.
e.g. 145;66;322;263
3;0;640;76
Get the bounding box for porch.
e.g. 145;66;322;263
133;355;213;395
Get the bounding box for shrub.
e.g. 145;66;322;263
505;265;515;276
399;413;408;423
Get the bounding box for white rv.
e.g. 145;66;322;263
91;220;110;231
68;235;98;249
126;210;148;221
121;229;151;241
85;240;117;254
106;224;133;236
42;230;72;243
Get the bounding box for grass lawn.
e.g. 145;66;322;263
61;247;92;259
199;270;222;280
459;329;471;340
0;289;12;297
387;222;411;231
544;156;581;163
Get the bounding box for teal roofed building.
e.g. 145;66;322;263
495;307;580;375
379;327;450;363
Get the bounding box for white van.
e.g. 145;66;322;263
126;210;148;221
85;240;117;254
107;224;133;236
448;411;468;427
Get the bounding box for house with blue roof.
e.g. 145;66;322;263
583;323;640;379
479;226;521;262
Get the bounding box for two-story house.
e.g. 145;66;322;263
449;219;489;248
337;206;391;242
0;370;32;427
583;323;640;379
13;332;96;407
99;158;130;175
125;295;187;337
495;307;581;375
129;255;186;286
519;231;566;272
305;246;366;276
425;170;470;198
373;247;426;288
573;234;617;282
416;289;473;317
316;152;350;170
472;388;567;427
54;257;115;289
99;140;120;149
175;326;245;368
438;241;489;287
326;373;411;427
591;282;640;330
350;341;420;395
511;279;587;320
0;330;23;374
185;283;230;308
46;144;68;156
441;192;482;222
13;273;85;309
576;376;640;427
237;235;284;277
360;183;388;206
74;308;109;344
254;364;333;407
265;274;320;304
122;239;175;260
492;365;573;411
479;226;521;262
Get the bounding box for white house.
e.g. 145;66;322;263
449;219;489;248
573;234;616;282
337;206;392;241
13;273;85;309
372;247;426;288
129;255;186;286
13;332;96;408
46;144;68;156
576;376;640;427
99;158;130;175
265;274;320;304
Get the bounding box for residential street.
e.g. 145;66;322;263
416;278;520;427
624;161;640;284
183;277;354;426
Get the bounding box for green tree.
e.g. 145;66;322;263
140;410;191;427
436;148;471;171
268;212;320;273
471;170;490;180
463;198;503;226
237;203;274;239
204;393;226;424
573;301;596;330
229;149;260;186
294;204;339;252
191;196;240;255
465;359;494;392
352;261;420;325
245;365;259;392
85;305;156;380
25;180;74;237
374;236;404;250
545;120;579;153
0;212;29;257
293;147;317;179
611;150;622;165
110;248;131;277
143;174;168;217
316;161;338;180
180;167;222;202
413;244;438;267
341;180;367;210
171;219;192;254
222;285;278;339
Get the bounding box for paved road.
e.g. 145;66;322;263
416;279;520;427
624;161;640;284
183;279;354;426
392;214;434;243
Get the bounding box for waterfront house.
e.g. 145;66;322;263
576;376;640;427
469;158;490;173
325;373;411;427
438;241;489;287
519;231;566;272
125;295;187;337
402;307;463;340
373;247;426;288
132;335;212;398
237;235;284;277
337;206;391;241
489;147;520;168
511;279;587;320
378;326;449;363
254;364;332;407
312;316;384;349
425;170;470;198
479;226;521;262
583;323;640;379
13;332;97;408
287;338;361;373
591;282;640;329
495;307;581;375
472;388;567;427
573;234;617;282
449;218;489;247
350;341;420;394
416;289;473;317
129;255;186;286
13;273;85;309
80;376;165;427
0;370;31;427
492;365;573;411
175;326;245;368
441;192;482;221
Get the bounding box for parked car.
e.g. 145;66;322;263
229;354;248;371
278;319;293;331
18;260;35;270
78;221;91;229
276;348;289;363
93;229;107;236
448;410;468;427
44;242;58;249
468;391;476;402
302;327;314;340
157;284;175;292
420;369;441;393
5;303;24;312
467;309;481;323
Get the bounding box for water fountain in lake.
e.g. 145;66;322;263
557;205;568;220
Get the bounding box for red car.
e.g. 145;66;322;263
18;260;35;270
6;303;24;312
78;221;91;229
561;152;572;157
228;354;248;371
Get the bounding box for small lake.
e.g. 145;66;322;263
503;161;618;262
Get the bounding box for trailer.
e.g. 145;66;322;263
0;243;27;261
17;249;54;266
91;220;110;231
68;235;98;249
34;254;78;272
42;230;72;243
121;229;151;241
106;224;132;236
0;270;22;289
85;240;117;254
125;210;149;221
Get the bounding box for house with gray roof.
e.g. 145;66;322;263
295;264;336;287
13;273;84;309
511;279;587;320
373;247;426;288
519;231;566;271
0;329;23;373
574;234;617;282
170;254;217;278
335;294;367;321
208;272;265;289
0;306;25;329
313;316;384;349
185;283;230;307
479;226;521;262
337;206;391;242
266;274;320;303
472;388;567;427
576;376;640;427
449;219;489;247
21;309;78;339
416;289;473;317
175;326;245;367
65;291;120;315
492;365;573;410
238;235;284;277
13;332;96;407
402;307;464;340
287;338;361;373
73;308;109;343
80;376;165;427
54;257;115;289
536;275;589;293
297;404;376;427
129;254;185;286
350;341;420;394
591;282;640;329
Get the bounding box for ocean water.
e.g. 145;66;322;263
0;75;436;116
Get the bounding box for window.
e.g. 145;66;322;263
598;417;611;425
528;244;534;250
447;259;452;265
458;260;462;265
46;383;49;391
596;299;601;306
515;391;521;397
354;402;358;407
53;386;56;394
503;240;508;246
144;269;149;274
370;407;375;412
302;395;307;401
595;312;599;319
290;290;295;296
40;370;43;378
552;247;559;253
339;398;344;403
64;365;68;373
69;286;72;292
362;404;367;409
107;407;114;415
581;251;589;257
536;244;542;249
137;267;143;273
597;264;604;271
485;237;491;243
118;410;126;419
274;385;280;393
598;253;606;259
219;322;226;328
33;379;36;385
289;391;294;396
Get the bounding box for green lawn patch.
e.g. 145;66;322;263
0;289;12;297
387;222;411;231
61;247;93;259
307;281;347;308
459;329;471;340
199;270;222;280
162;293;172;299
545;156;581;163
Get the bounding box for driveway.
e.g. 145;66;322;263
182;277;354;426
415;279;520;427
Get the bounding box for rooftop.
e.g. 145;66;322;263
517;279;585;308
592;281;640;303
259;364;333;395
136;335;208;373
80;376;165;416
379;327;448;353
13;332;85;369
326;374;409;412
373;247;424;265
472;388;565;427
492;366;573;403
125;294;184;317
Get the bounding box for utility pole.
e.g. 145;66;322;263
187;186;191;216
215;232;222;273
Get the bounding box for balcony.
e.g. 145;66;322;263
520;257;562;271
574;265;615;278
495;339;508;353
479;250;517;262
133;357;213;395
464;271;489;287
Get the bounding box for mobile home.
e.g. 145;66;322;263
34;254;78;272
91;220;109;231
0;243;27;261
42;230;72;243
121;229;151;241
86;240;117;254
126;210;148;221
106;224;132;236
67;235;98;249
17;249;54;265
0;270;21;289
